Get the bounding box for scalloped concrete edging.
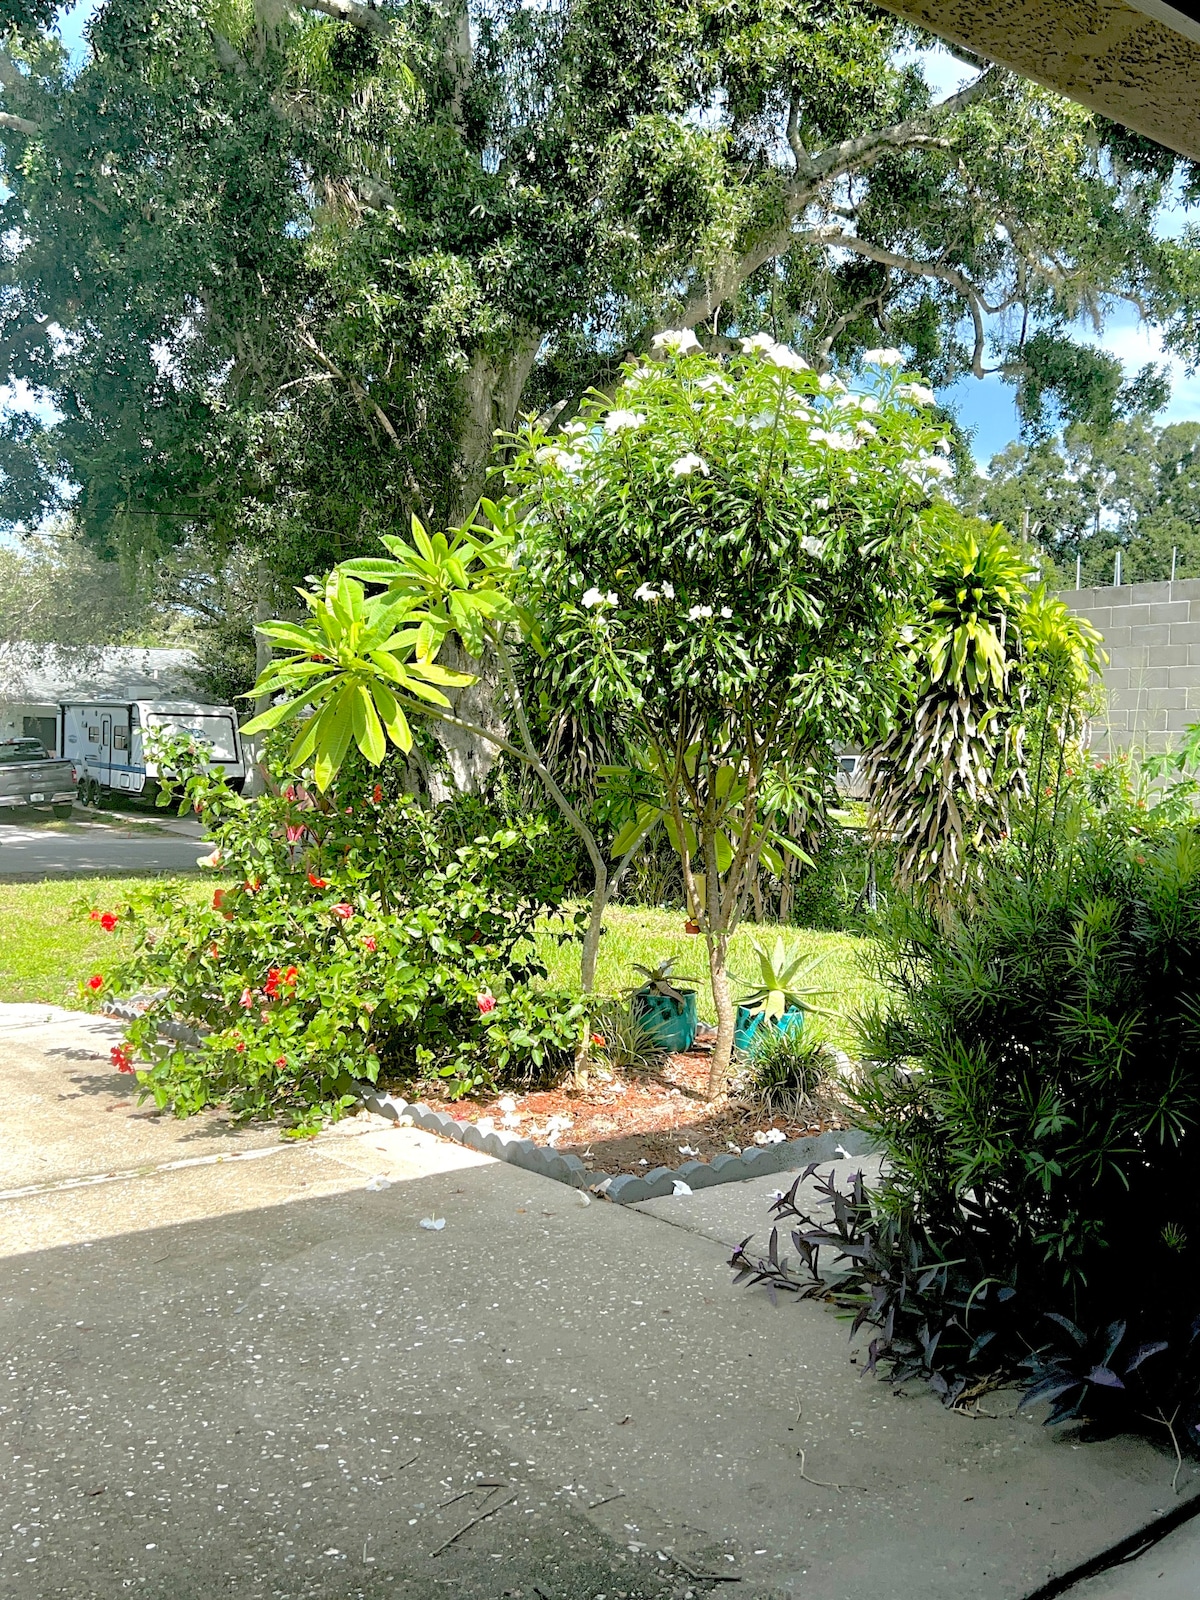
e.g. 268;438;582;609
357;1084;877;1202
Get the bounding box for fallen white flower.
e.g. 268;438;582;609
651;328;701;355
419;1216;446;1230
670;452;709;476
364;1175;391;1192
671;1180;693;1195
498;1095;518;1114
752;1128;787;1145
862;347;904;367
727;1141;742;1153
604;409;645;433
677;1144;699;1156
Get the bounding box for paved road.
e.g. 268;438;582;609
0;814;205;879
1;1005;1196;1599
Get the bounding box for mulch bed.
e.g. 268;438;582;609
421;1048;845;1177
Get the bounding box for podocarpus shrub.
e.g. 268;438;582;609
108;747;582;1131
734;813;1200;1444
857;821;1200;1431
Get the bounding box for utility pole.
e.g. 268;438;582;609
1172;546;1178;582
1114;549;1122;587
1076;553;1082;590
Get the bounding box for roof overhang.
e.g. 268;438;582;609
877;0;1200;159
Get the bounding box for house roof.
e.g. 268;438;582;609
0;643;200;708
878;0;1200;159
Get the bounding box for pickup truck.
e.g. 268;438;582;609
0;738;77;819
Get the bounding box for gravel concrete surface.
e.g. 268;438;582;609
0;816;205;880
1;1008;1197;1600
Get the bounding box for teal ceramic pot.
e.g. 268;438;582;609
631;989;698;1052
735;1005;804;1053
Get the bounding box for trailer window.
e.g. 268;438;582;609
147;715;238;762
87;726;99;744
113;728;128;751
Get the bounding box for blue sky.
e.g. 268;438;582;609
8;18;1200;473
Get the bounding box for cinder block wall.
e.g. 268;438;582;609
1060;579;1200;754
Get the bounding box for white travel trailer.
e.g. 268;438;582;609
60;699;247;805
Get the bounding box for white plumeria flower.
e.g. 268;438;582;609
740;332;776;354
720;606;733;619
801;535;825;558
935;437;952;455
857;394;880;413
855;420;878;438
688;604;714;620
604;409;645;433
695;373;732;393
651;328;702;355
633;582;661;602
811;496;830;511
818;374;847;394
810;428;860;451
561;418;587;436
670;452;709;476
862;348;904;367
662;581;676;600
582;586;618;608
896;382;936;407
748;412;776;430
767;344;809;371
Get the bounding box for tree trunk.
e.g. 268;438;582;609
706;931;735;1097
456;333;541;518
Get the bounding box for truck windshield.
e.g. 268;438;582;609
147;715;239;762
0;740;49;765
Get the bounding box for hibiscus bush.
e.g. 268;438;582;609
104;742;583;1131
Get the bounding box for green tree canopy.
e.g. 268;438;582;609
1;0;1198;655
970;415;1200;585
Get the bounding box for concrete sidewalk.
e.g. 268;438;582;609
1;1008;1198;1599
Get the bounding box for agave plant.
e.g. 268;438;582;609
738;937;832;1021
624;958;698;1005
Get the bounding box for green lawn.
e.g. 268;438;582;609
533;904;878;1053
0;876;200;1007
0;878;880;1051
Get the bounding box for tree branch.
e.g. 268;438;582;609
0;111;38;136
288;0;394;35
674;69;999;332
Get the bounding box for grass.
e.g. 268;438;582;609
0;876;203;1006
533;904;879;1054
0;878;882;1052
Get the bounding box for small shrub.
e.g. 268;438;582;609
592;1000;665;1074
744;1026;831;1117
107;740;582;1130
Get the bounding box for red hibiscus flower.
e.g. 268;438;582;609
372;784;383;804
307;872;327;888
282;965;299;986
239;987;254;1009
331;903;354;921
110;1044;135;1074
477;991;496;1015
99;911;119;932
264;968;282;998
212;890;227;911
243;876;261;893
362;935;377;953
274;1056;287;1068
87;974;103;992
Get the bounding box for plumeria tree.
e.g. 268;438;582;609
508;333;952;1090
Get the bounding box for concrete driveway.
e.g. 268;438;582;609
1;1005;1198;1599
0;811;205;880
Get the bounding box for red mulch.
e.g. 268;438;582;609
419;1049;843;1177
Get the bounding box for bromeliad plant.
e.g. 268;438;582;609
508;334;948;1090
862;515;1103;908
738;936;832;1023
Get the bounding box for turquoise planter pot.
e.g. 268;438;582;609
631;989;698;1052
735;1005;804;1053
